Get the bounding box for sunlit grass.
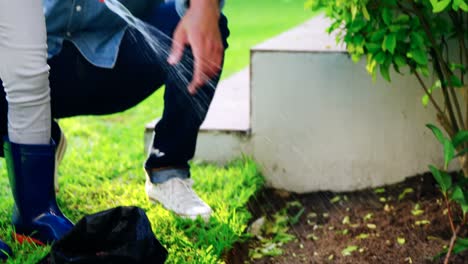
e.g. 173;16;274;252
222;0;316;77
0;0;315;262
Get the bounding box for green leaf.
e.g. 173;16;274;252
365;43;381;53
432;80;442;91
370;29;387;42
327;21;342;34
422;80;442;106
451;185;466;204
410;32;425;48
394;14;410;23
426;124;445;144
351;5;358;20
456;237;468;248
393;64;402;74
451;185;468;214
380;63;391;81
394;55;406;67
382;8;393;25
290;207;305;225
351;54;361;62
453;237;468;254
452;130;468;148
417;66;430;77
354;35;365;45
382;33;397;54
362;6;370;20
411;49;428;65
452;0;468;10
366;56;378;74
459;0;468;11
349;18;367;33
341;245;358;256
353;35;365;54
411;203;424;216
433;249;447;260
356;233;370;239
383;0;398;7
450;63;467;73
443;139;455;169
374;188;385;194
388;25;403;33
374;52;386;64
429;165;452;193
399;188;414;201
415;219;431;225
450;75;463;87
397;237;406;245
422;94;430;107
431;0;452;12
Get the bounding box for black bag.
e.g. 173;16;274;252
38;206;168;264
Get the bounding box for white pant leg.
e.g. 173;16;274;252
0;0;51;144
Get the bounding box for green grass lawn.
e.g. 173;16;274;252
222;0;316;77
0;1;314;263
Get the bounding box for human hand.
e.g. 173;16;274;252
168;0;223;95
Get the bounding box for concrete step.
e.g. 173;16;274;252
144;68;251;163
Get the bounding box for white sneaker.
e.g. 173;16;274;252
146;177;212;221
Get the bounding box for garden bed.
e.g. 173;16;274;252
227;173;468;263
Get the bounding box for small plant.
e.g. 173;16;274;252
427;124;468;263
249;201;303;260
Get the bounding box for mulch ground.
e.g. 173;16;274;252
226;173;468;263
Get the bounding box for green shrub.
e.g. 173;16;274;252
306;0;466;138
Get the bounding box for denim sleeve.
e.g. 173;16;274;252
175;0;225;17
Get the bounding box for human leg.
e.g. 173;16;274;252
142;1;230;220
0;0;72;247
3;138;73;244
144;1;230;172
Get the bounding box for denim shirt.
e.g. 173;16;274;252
43;0;212;68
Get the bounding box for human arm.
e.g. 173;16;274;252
0;0;51;144
168;0;224;95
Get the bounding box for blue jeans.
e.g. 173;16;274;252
0;1;230;183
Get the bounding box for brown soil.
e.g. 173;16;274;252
226;173;468;264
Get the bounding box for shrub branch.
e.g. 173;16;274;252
444;225;461;264
415;71;454;134
409;2;463;133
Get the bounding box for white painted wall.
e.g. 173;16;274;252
250;15;452;193
250;51;446;192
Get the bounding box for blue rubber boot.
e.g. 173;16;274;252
0;239;12;260
3;138;74;245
